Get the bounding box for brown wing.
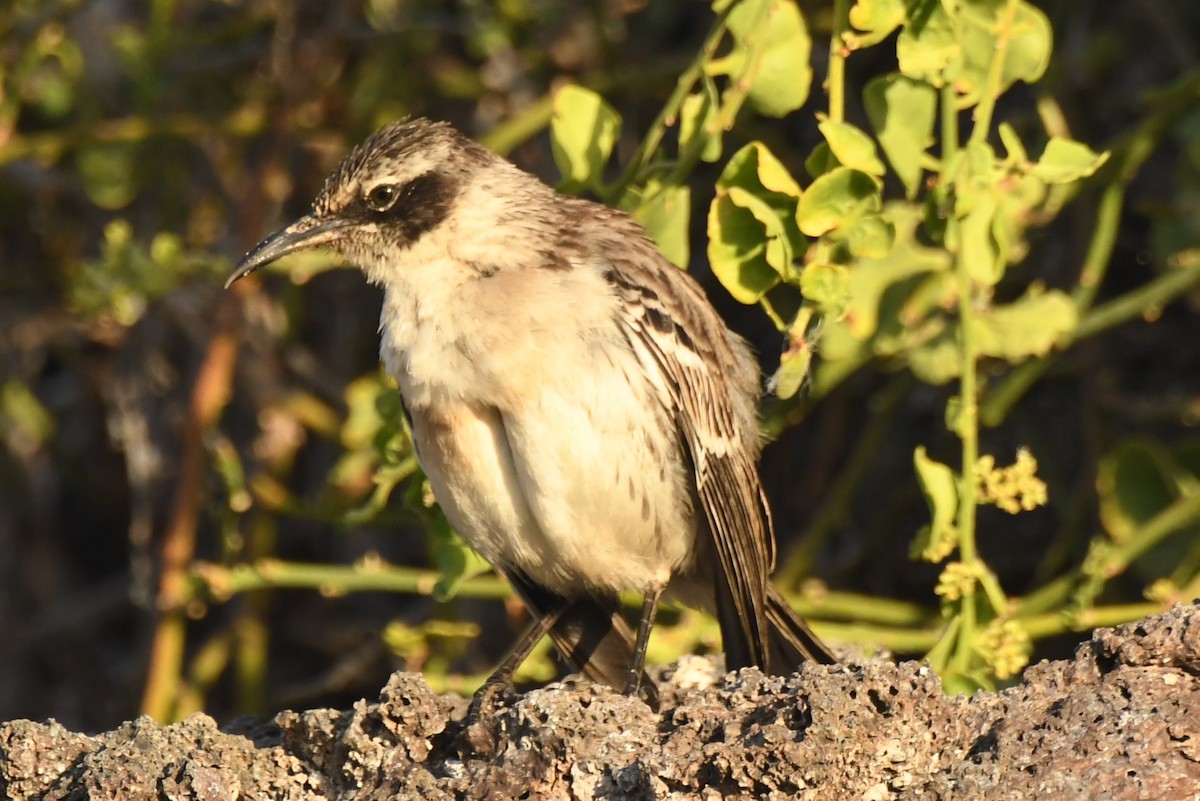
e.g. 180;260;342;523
598;234;775;670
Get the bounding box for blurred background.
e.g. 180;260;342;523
2;0;1199;732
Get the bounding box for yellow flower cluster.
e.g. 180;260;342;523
934;560;985;602
976;448;1048;514
979;619;1032;680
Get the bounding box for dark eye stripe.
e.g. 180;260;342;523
357;171;457;244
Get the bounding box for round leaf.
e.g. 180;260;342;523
727;0;813;117
707;192;780;303
1030;138;1110;184
973;288;1077;361
634;184;692;269
799;262;851;317
796;167;880;237
864;74;937;198
550;85;621;191
818;118;887;177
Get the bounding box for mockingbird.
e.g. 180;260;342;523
228;118;835;700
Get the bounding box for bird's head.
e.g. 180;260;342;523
226;118;493;287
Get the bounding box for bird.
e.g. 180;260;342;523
227;118;836;701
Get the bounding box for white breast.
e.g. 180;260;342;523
378;253;698;597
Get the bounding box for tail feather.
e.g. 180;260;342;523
764;583;837;671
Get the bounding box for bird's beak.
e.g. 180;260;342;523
225;214;352;288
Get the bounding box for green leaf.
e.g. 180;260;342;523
953;1;1052;106
805;141;839;180
75;143;141;210
923;616;961;673
825;201;951;344
728;186;798;280
864;74;937;198
69;220;220;326
905;326;961;385
550;84;621;191
0;379;56;452
1030;137;1111;184
707;142;806;302
634;183;692;268
393;469;492;602
708;193;781;303
679;79;723;163
944;395;965;437
940;671;994;696
974;288;1077;361
818;118;887;177
723;140;803;198
726;0;812;117
839;214;896;260
847;0;908;47
912;446;959;563
896;0;959;84
1000;2;1053;87
796;167;880;237
1096;441;1180;544
770;305;821;400
433;529;493;601
960;193;1002;285
799;263;851;318
771;346;814;400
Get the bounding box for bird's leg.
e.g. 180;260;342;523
469;604;563;717
623;582;665;696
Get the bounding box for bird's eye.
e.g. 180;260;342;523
365;184;399;212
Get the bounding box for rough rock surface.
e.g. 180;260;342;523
2;604;1198;800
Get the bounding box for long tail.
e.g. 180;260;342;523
764;582;837;671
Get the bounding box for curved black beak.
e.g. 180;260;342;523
225;214;352;288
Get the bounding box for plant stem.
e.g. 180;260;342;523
190;559;512;601
609;3;735;199
140;286;243;722
480;95;555;156
1072;258;1200;340
827;0;850;123
979;71;1200;425
819;622;942;653
979;179;1124;427
950;251;980;672
758;294;788;331
941;83;959;165
947;0;1021;671
1020;602;1167;639
786;589;934;626
967;0;1022;147
1018;488;1200;616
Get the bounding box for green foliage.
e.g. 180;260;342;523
631;181;692;268
1097;441;1183;544
70;220;223;326
864;75;937;198
0;379;56;457
708;142;805;302
8;0;1200;721
543;0;1200;692
551;85;621;193
912;446;959;563
718;0;812;118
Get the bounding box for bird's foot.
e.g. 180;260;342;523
621;670;660;710
466;674;519;721
454;673;521;756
